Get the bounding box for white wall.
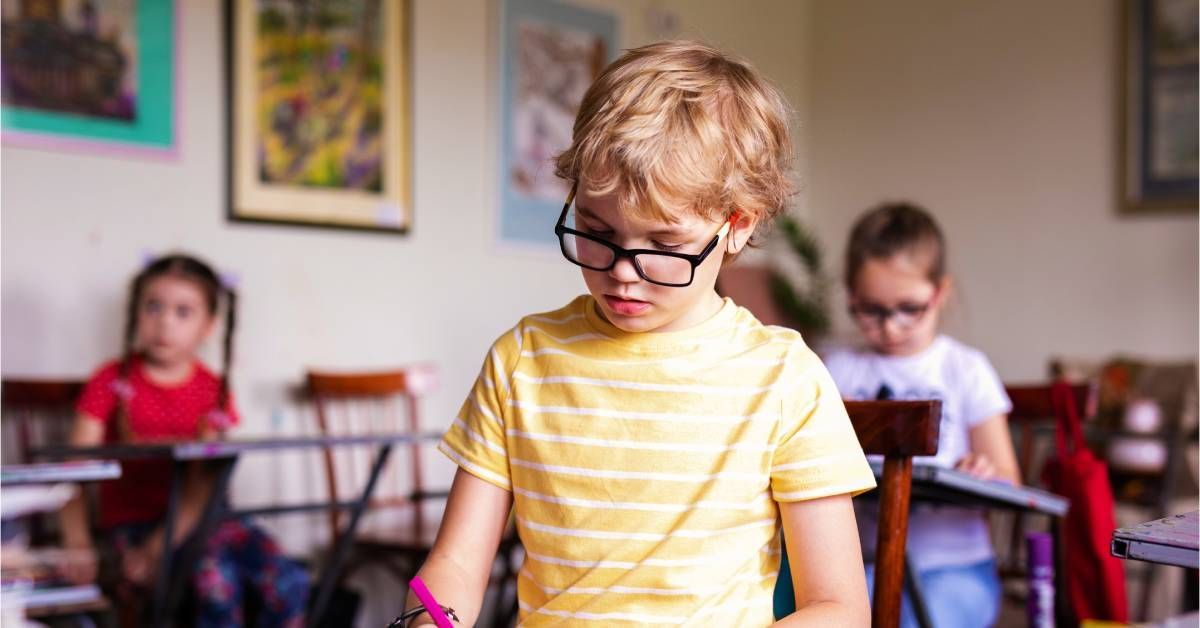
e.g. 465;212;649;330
0;0;813;554
806;0;1198;379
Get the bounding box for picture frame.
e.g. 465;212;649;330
1;0;178;159
495;0;617;250
1120;0;1198;213
226;0;412;234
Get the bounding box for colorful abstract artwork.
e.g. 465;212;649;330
228;0;410;233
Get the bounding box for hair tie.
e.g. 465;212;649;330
206;409;235;431
218;271;240;291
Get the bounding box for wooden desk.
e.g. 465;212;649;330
34;432;443;628
863;461;1070;628
1;461;121;486
1;460;121;620
1112;511;1199;569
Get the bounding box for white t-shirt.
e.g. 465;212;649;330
823;335;1012;570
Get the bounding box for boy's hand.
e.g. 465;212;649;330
59;541;99;585
121;541;162;586
955;453;997;481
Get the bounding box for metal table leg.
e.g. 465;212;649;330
159;456;239;624
308;444;394;627
904;555;934;628
150;460;186;628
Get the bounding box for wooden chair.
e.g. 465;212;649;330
1;378;117;623
308;367;523;625
1;378;87;545
775;400;941;627
846;399;942;628
996;382;1094;585
1;378;85;466
306;366;448;586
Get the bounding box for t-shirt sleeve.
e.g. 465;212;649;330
771;357;877;502
959;349;1012;427
438;332;515;491
76;362;121;423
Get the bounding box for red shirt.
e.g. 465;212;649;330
76;358;239;528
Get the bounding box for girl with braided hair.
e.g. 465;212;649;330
59;253;308;627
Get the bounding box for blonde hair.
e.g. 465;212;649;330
555;40;794;244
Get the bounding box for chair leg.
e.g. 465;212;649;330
873;455;914;628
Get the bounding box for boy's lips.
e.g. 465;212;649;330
604;294;651;316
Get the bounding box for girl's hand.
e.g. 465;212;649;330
955;453;997;481
59;541;99;585
121;541;162;586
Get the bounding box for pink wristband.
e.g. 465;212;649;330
408;577;454;628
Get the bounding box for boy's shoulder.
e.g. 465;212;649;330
484;296;592;358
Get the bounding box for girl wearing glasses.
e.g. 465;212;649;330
404;41;876;627
823;203;1021;628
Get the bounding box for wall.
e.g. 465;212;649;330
806;0;1198;379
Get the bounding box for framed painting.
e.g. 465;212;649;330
496;0;617;250
1120;0;1198;213
226;0;411;234
1;0;178;158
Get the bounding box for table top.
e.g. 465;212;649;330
0;461;121;485
868;459;1069;516
32;432;444;461
1111;510;1199;568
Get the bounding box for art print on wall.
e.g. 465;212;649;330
1;0;177;158
496;0;617;250
1121;0;1198;213
227;0;411;233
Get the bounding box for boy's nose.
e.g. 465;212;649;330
608;256;642;283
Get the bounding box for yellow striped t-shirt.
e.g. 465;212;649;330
439;295;875;626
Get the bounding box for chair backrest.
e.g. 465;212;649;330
846;399;942;628
1;379;85;465
1005;382;1094;484
305;366;439;543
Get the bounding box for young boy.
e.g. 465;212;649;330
406;41;876;626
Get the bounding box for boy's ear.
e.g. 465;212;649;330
726;212;758;254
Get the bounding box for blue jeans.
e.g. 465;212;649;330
864;560;1000;628
774;556;1000;627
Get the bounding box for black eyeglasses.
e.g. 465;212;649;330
554;186;732;288
847;298;935;330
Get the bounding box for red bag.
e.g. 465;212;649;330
1041;381;1128;622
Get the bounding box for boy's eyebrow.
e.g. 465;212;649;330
647;225;689;238
574;205;609;226
576;205;690;237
